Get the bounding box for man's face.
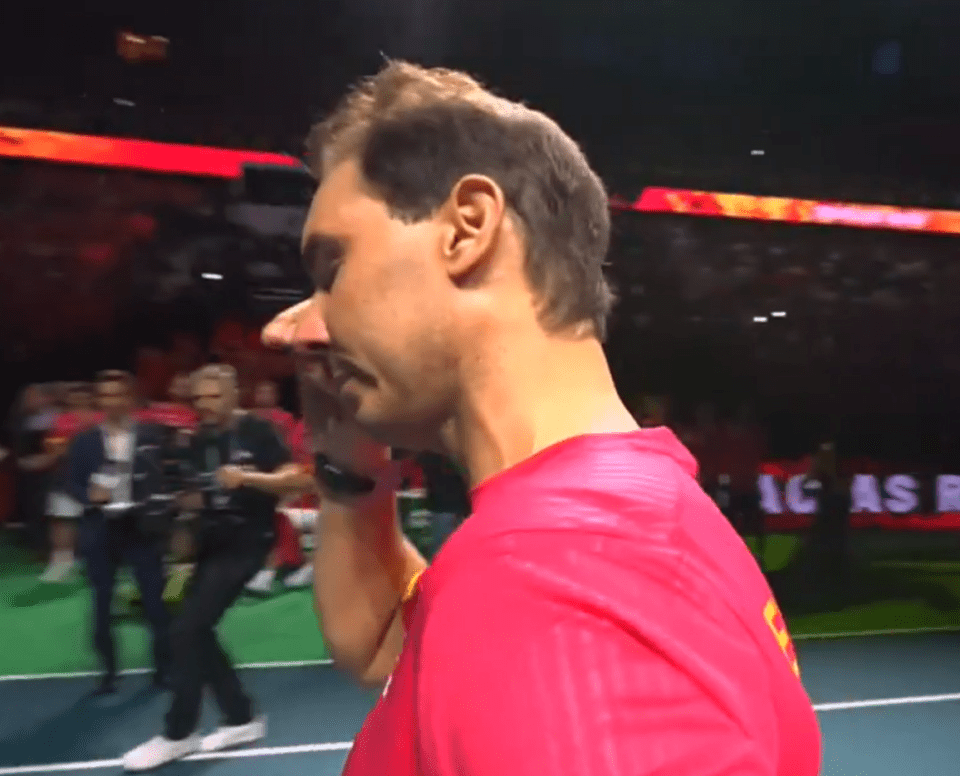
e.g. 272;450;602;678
23;385;47;413
69;388;93;412
169;374;191;404
97;381;132;420
297;160;459;444
193;378;231;426
254;381;278;409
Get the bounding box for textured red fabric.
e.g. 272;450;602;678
137;403;197;429
48;410;102;443
273;509;305;568
343;429;820;776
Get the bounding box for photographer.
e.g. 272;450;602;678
66;371;171;695
124;364;312;772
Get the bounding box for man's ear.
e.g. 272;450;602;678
437;175;507;283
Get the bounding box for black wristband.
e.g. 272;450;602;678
313;453;378;496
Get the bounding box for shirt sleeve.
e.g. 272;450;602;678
414;544;776;776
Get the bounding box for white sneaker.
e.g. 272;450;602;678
200;717;266;752
245;569;275;595
39;560;75;583
123;734;200;771
283;563;313;588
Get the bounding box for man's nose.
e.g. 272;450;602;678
261;297;330;351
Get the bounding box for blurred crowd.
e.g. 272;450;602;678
0;159;307;373
2;372;318;595
608;213;960;463
1;354;466;602
3;146;960;539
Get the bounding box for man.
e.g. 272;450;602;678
140;373;197;430
245;380;312;594
41;382;100;582
251;379;297;441
138;372;198;578
263;61;821;775
718;402;767;567
123;364;310;771
11;384;56;558
66;371;170;695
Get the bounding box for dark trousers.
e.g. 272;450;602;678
812;492;851;595
165;539;269;740
79;516;170;679
726;490;766;569
15;474;49;555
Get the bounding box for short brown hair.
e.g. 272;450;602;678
189;363;238;394
95;370;135;392
308;60;615;340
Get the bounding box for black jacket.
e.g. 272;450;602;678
66;421;170;517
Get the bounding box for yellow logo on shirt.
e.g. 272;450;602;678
764;598;800;678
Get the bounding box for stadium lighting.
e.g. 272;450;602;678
202;273;223;281
753;315;768;323
771;311;787;318
751;149;765;156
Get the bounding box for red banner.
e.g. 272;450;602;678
611;187;960;235
755;462;960;531
0;126;303;179
4;126;958;235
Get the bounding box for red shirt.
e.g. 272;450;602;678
286;419;309;465
398;456;426;490
283;419;318;510
138;403;197;429
342;429;821;776
253;407;297;442
47;410;103;446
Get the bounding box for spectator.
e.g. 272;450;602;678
808;440;852;604
141;373;199;575
245;409;314;595
141;373;196;429
680;402;721;494
250;379;296;441
41;382;100;582
717;402;768;566
11;385;57;556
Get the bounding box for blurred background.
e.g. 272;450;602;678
1;1;960;773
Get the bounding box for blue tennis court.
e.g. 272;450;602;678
2;630;959;775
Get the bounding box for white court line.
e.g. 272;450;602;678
5;692;960;774
814;691;960;712
0;658;332;683
0;741;353;776
794;625;960;641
